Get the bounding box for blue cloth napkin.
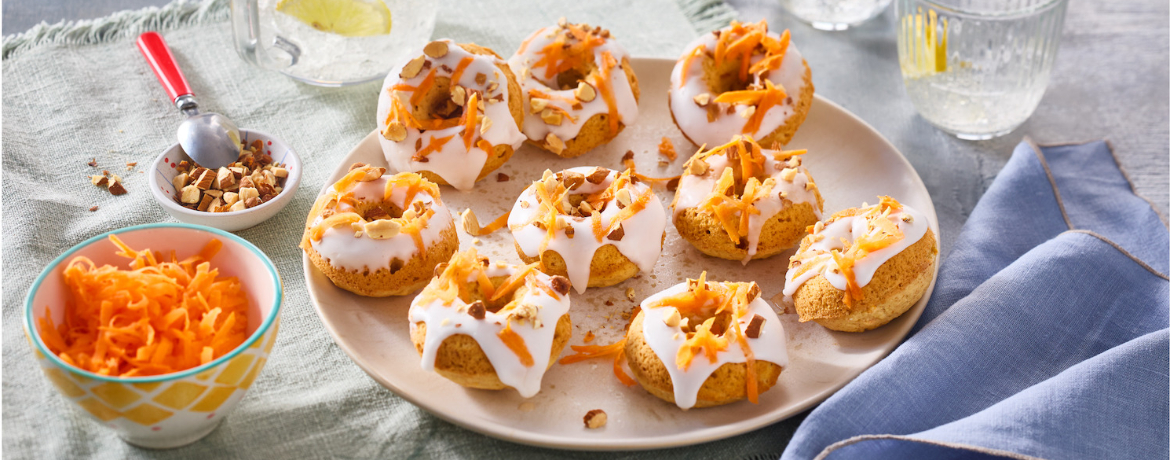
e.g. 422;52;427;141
781;140;1170;460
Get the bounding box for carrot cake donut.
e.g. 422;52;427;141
672;136;823;263
378;40;526;190
507;20;640;158
408;248;572;397
508;167;666;293
624;272;787;409
301;164;458;297
783;196;938;332
668;20;813;147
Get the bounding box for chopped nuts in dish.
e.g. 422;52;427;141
172;140;289;212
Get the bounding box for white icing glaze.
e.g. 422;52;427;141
408;263;570;398
668;30;807;147
672;149;821;264
639;282;788;410
782;201;930;300
377;40;526;190
309;178;454;272
507;26;639;144
507;167;667;294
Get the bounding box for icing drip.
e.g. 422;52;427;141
782;198;929;302
672;137;821;263
408;251;571;398
508;25;639;144
377;40;526;190
639;279;788;410
668;22;807;147
508;167;667;293
307;170;454;273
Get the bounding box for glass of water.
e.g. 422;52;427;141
230;0;436;86
896;0;1068;140
781;0;893;31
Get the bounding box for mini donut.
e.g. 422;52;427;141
301;164;458;297
672;136;823;264
668;20;813;147
783;196;938;332
508;167;666;293
408;248;573;397
378;40;526;191
508;21;640;158
624;273;787;409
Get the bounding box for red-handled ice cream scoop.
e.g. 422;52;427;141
137;31;241;169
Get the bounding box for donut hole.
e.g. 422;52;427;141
704;55;754;96
536;59;598;91
351;200;406;222
561;193;611;217
413;76;466;122
717;145;772;197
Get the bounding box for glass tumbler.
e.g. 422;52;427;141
230;0;436;86
781;0;893;31
896;0;1068;140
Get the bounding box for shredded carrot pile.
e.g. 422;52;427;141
702;21;794;133
531;22;606;80
37;236;249;377
691;137;780;245
513;169;652;251
304;167;439;258
658;137;677;161
713;80;788;135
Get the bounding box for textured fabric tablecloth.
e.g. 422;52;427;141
781;140;1169;459
4;0;1168;458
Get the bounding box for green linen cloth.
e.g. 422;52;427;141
2;0;803;458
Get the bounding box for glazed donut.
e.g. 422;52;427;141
508;167;666;293
672;136;823;264
624;273;787;409
408;248;572;397
378;40;526;191
668;20;813;147
783;196;938;332
507;21;640;158
301;165;458;297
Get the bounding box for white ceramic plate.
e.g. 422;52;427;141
303;58;939;450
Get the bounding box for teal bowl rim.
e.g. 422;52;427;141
23;222;283;383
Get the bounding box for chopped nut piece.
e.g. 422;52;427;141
746;282;761;303
433;262;448;277
562;171;585;189
424;40;449;58
364;219;402;239
745;314;765;339
197;194;215;211
223;192;240;206
194;169;215;190
204;189;224;198
90;175;109;187
550;275;571;295
540;108;563;126
229;200;247;212
579;200;593;214
814;221;825;233
529;97;550;114
382;120;408;142
584;409;607;429
574;81;596;102
171;173;187;191
625;287;636;302
497;173;510;182
780;168;798;182
586;168;609;184
693;93;712;106
740;105;756;119
468;301;487;320
180;185;201;203
902;215;914;223
87;158;98;167
238;187;260;203
663;307;681;327
355;166;386;181
400;55;427;79
480;116;493;134
461;209;481;235
475;72;487;85
450;85;466;106
686;157;709;176
89;205;99;212
272;167;289;179
545;133;565;154
244;197;261;208
615;189;632;208
607;224;625;241
107;178;127;196
666;177;680;191
216;167;236;190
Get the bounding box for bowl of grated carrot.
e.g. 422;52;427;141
23;223;282;449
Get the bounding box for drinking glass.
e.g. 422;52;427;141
781;0;893;31
896;0;1068;140
230;0;436;86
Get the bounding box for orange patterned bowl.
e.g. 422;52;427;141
23;223;282;449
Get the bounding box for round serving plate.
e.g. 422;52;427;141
303;58;939;450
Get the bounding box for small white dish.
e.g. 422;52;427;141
148;129;302;232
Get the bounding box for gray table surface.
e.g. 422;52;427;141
3;0;1167;457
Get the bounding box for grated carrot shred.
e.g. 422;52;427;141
498;322;534;367
38;235;249;377
449;57;474;86
412;134;455;162
462;92;480;150
559;339;635;386
658;137;677;161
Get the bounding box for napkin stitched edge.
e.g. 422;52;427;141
814;434;1047;460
